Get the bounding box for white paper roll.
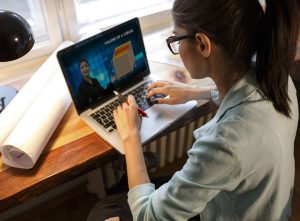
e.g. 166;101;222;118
0;41;73;169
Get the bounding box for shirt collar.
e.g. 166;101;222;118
213;69;265;123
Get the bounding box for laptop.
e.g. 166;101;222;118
57;18;197;154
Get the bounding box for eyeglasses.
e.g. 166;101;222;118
166;35;195;55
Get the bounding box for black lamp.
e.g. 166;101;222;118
0;10;34;113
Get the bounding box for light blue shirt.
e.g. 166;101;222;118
128;72;299;221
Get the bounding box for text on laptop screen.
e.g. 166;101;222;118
57;18;149;113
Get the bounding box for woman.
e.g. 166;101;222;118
90;0;300;220
78;59;114;107
78;58;104;106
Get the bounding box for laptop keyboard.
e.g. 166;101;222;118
90;81;166;133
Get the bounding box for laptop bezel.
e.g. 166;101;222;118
56;17;150;115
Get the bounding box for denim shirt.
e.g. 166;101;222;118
128;73;299;221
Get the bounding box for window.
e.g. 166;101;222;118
0;0;173;66
75;0;172;29
59;0;173;41
0;0;62;66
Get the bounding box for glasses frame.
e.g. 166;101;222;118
166;34;195;55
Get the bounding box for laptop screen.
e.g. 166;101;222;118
57;18;150;114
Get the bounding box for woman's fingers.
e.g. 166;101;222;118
146;81;169;90
113;102;128;119
122;101;129;109
113;95;137;115
113;109;117;118
113;94;142;141
127;95;136;105
117;104;123;112
146;88;167;98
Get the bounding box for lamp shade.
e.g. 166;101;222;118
0;10;34;62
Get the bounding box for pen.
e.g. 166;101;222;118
113;90;148;118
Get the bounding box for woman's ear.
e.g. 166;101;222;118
195;33;211;58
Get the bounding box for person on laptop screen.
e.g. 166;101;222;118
78;58;114;107
88;0;299;220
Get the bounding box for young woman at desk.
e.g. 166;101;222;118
89;0;300;220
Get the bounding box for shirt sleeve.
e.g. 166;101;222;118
127;137;243;221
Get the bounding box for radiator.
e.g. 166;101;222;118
86;112;214;198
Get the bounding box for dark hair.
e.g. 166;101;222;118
172;0;300;117
79;58;89;68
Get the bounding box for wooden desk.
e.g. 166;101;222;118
0;61;215;213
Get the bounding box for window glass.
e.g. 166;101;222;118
0;0;48;42
75;0;172;28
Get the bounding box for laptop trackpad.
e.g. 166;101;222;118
140;101;196;143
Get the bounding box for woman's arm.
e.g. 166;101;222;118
113;95;150;189
146;81;217;105
123;136;150;189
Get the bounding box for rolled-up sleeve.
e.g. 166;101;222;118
128;137;243;221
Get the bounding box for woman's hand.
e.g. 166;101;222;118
146;81;214;105
113;96;150;189
113;95;142;141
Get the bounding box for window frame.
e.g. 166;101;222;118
0;0;63;68
57;0;173;41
